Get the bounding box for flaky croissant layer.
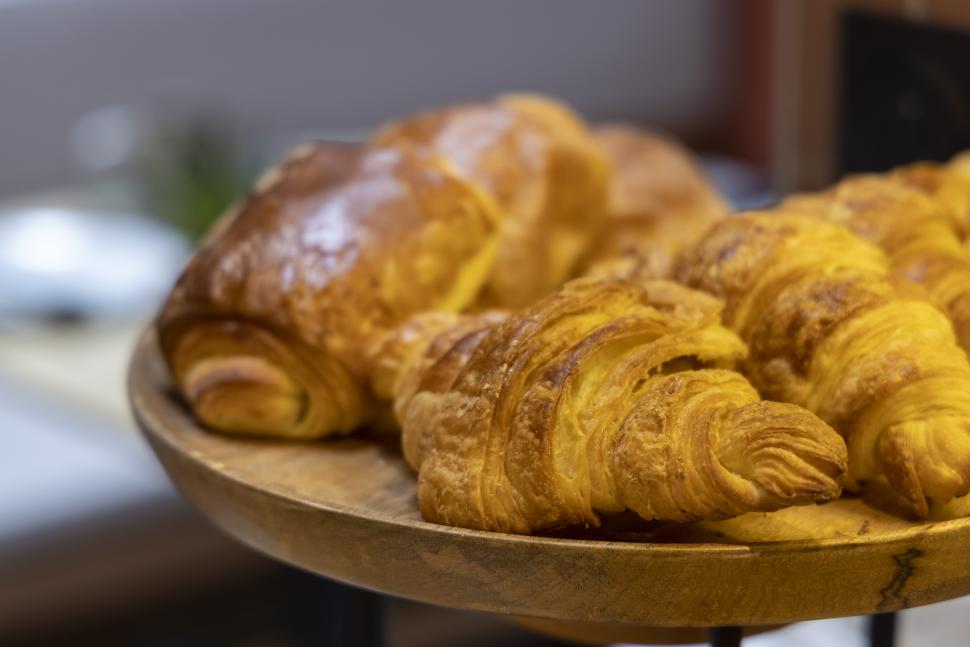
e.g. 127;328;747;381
679;212;970;516
783;174;970;352
392;278;846;533
892;156;970;243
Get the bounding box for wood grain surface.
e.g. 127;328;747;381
129;329;970;629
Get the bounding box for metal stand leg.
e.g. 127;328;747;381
292;570;386;647
869;612;897;647
709;625;743;647
327;584;386;647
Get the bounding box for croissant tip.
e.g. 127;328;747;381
725;401;849;507
754;467;845;507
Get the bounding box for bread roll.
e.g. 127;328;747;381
159;144;502;438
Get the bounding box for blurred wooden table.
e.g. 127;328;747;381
0;321;142;430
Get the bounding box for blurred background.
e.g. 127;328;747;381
3;1;970;646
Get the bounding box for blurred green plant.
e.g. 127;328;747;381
137;118;254;243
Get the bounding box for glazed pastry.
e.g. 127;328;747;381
582;124;727;279
679;213;970;516
783;175;970;350
372;94;609;308
158;144;502;438
392;277;846;533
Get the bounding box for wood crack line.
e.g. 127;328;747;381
877;547;922;611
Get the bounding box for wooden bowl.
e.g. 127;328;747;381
129;330;970;633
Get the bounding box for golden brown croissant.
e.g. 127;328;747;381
946;151;970;251
581;124;727;280
158;144;503;438
678;212;970;516
783;175;970;351
952;150;970;179
392;277;846;533
891;160;970;242
372;94;609;308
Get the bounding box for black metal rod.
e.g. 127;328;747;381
869;612;897;647
332;585;385;647
296;573;385;647
709;625;743;647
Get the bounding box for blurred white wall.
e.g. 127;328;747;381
0;0;734;197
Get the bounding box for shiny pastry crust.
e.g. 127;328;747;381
159;144;502;438
393;277;846;533
372;94;609;308
678;213;970;516
582;124;728;279
783;175;970;351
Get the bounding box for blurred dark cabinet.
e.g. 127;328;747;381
841;12;970;174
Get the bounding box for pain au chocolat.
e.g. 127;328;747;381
158;95;607;439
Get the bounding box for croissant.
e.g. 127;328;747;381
581;125;727;281
392;277;846;533
891;159;970;242
949;151;970;251
783;175;970;350
372;94;609;307
158;144;503;438
952;150;970;179
678;212;970;516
